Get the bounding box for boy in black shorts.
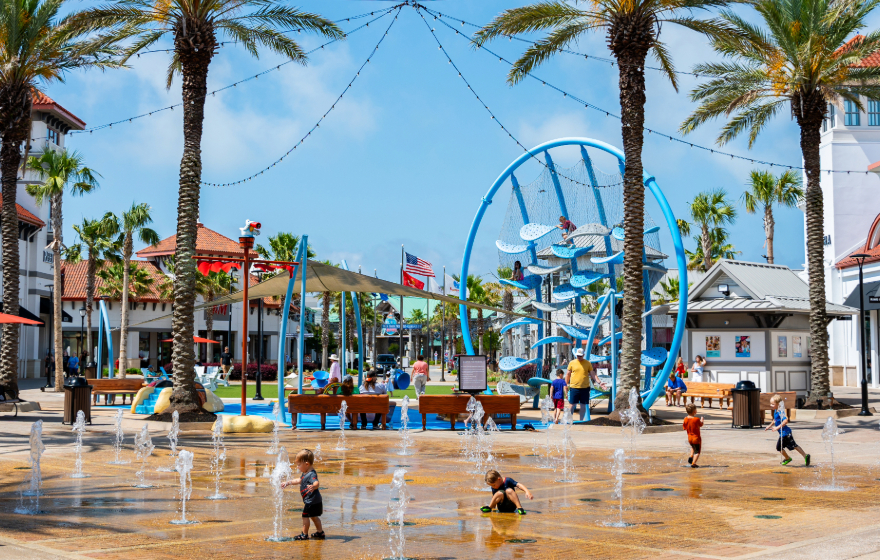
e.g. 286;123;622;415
765;394;810;466
480;470;532;515
282;449;324;540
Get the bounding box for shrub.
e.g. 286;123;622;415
511;363;553;384
126;368;141;375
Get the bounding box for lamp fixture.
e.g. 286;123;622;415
718;284;730;297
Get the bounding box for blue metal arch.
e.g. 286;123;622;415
458;137;688;409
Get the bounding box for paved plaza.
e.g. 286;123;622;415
3;384;880;560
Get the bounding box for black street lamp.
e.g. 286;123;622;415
850;253;873;416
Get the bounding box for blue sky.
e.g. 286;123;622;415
52;0;850;283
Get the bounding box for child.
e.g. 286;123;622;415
557;216;576;244
765;394;810;466
550;369;568;423
481;470;532;515
682;403;703;468
281;449;325;540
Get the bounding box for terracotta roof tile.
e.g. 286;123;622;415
838;213;880;268
0;195;44;228
841;35;880;68
61;260;170;302
32;91;86;129
137;223;244;258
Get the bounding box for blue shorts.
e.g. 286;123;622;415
569;387;590;405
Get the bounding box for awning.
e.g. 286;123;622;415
0;303;43;325
843;280;880;311
39;298;73;323
129;259;537;328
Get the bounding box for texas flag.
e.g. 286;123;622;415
403;271;425;290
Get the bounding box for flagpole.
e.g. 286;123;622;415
441;266;446;382
400;245;404;369
373;268;378;368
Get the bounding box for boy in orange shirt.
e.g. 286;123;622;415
683;403;703;468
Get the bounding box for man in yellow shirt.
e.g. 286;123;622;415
565;348;608;421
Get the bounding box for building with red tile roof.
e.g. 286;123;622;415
60;260;169;303
0;194;45;229
137;223;244;259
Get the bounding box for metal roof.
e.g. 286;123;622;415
690;260;809;301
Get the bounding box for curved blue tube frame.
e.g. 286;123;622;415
276;236;306;424
97;300;114;378
458;137;688;410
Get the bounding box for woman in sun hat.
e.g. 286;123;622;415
328;354;341;383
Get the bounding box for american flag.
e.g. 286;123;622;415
405;252;435;277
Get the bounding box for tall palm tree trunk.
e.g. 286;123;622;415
118;232;132;378
701;224;712;271
52;192;64;390
168;22;216;415
764;206;775;265
613;22;651;412
797;100;830;403
0;96;29;398
321;292;330;369
86;252;95;367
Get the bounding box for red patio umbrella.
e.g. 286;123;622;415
161;336;220;344
0;312;42;325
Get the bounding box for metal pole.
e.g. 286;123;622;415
441;266;446;382
239;239;252;416
297;241;308;426
857;257;873;416
254;272;264;401
400;245;404;368
340;287;346;378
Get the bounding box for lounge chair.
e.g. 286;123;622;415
201;368;220;391
496;380;539;408
218;366;233;387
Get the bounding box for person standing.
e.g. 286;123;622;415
220;346;233;377
565;348;607;421
690;355;707;382
68;353;80;377
512;261;524;281
328;354;341;383
411;354;430;397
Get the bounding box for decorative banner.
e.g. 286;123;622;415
735;336;751;358
196;260;241;276
793;336;803;358
403;271;425;290
705;336;720;358
778;335;788;358
382;314;399;336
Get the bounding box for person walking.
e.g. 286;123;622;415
565;348;607;421
220;346;233;376
411;354;430;397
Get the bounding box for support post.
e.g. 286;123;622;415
239;237;253;416
297;246;308;425
276;238;305;424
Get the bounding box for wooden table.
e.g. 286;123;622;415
417;394;521;431
287;394;391;429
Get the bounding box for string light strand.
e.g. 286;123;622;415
203;6;403;187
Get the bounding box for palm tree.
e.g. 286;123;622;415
25;149;99;391
742;170;803;264
685;228;740;270
407;309;426;357
256;232;315;268
65;213;121;368
681;0;880;402
464;275;487;354
486;267;515;357
678;189;737;272
0;0;119;398
98;261;155;301
75;0;342;415
196;271;236;363
316;260;338;369
652;276;694;304
111;203;159;378
474;0;736;412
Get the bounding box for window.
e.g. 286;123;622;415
845;99;861;126
870;100;880;126
138;332;150;367
47;127;59;145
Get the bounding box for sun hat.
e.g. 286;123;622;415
329;354;339;361
575;348;585;357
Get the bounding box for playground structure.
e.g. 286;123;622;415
458;138;688;415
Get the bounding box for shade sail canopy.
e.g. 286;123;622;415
0;304;43;325
131;259;534;328
0;312;42;325
162;336;220;344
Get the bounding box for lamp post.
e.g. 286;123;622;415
78;305;86;375
850;253;873;416
42;285;54;390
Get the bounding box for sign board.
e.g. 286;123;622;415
870;296;880;304
458;355;488;394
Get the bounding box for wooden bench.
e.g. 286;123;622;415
683;382;735;409
417;395;521;431
287;395;390;430
760;391;796;424
90;378;145;405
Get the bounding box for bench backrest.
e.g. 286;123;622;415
90;378;145;391
418;394;520;415
685;382;735;393
759;391;796;411
287;394;389;414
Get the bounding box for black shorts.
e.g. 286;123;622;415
776;435;798;452
690;442;701;454
302;501;323;518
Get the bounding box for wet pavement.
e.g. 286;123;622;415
2;423;880;560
